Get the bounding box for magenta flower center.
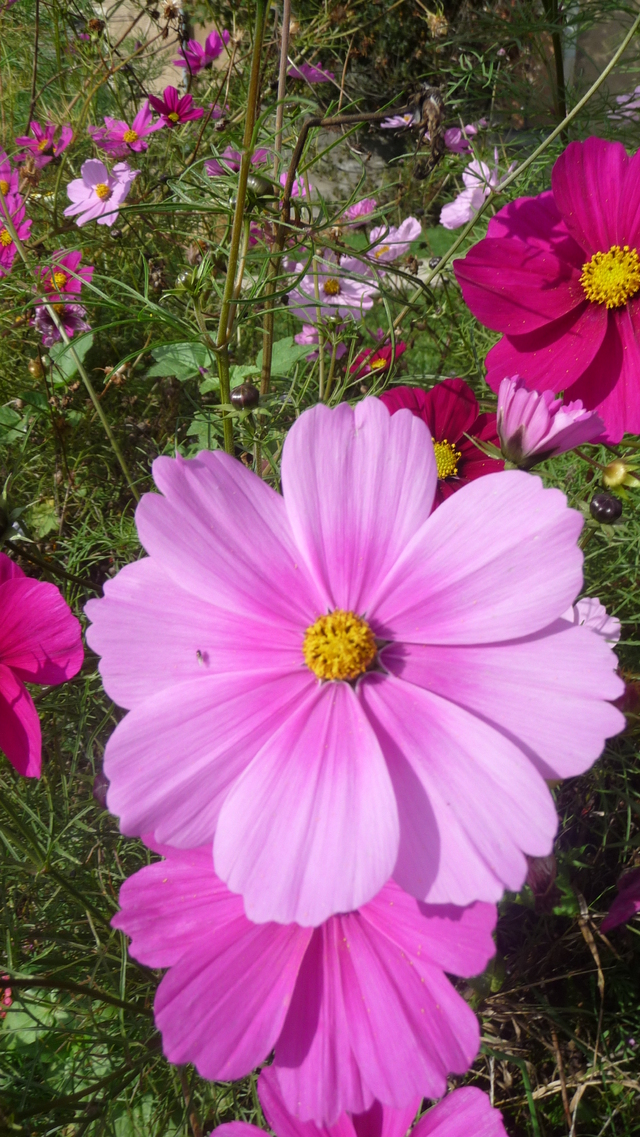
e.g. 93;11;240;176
580;244;640;309
95;182;111;200
323;278;341;296
0;229;12;248
0;180;8;195
432;437;462;480
123;129;138;144
303;609;377;681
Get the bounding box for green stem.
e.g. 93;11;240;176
216;0;268;455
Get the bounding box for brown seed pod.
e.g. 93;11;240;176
230;382;260;410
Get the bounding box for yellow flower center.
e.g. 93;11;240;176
433;438;461;480
52;270;68;289
374;244;391;259
0;180;9;195
369;357;387;369
37;138;52;152
0;229;12;247
167;112;180;123
123;129;138;144
95;182;111;200
303;609;377;682
52;303;66;315
580;244;640;309
323;278;341;296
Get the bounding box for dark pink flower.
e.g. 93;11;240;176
0;150;19;197
0;553;83;777
454;137;640;442
205;146;269;177
380;380;504;505
37;250;94;299
0;975;11;1021
88;100;162;157
174;29;229;74
113;839;497;1124
497;375;604;467
14;120;73;168
34;302;91;347
350;340;407;380
148;86;204;127
601;867;640;932
0;194;31;276
287;61;335;83
64;159;138;227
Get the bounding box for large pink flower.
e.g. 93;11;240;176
113;840;496;1123
454;137;640;442
86;399;624;925
0;553;83;777
36;250;94;300
147;86;204;127
88;100;162;157
63;159;137;227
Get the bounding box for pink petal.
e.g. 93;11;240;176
0;662;41;777
412;1087;509;1137
65;178;93;205
85;557;302;710
383;626;624;781
368;471;584;644
0;553;24;584
80;158;110;187
454;238;584;335
484;300;607;395
567;301;640;441
136;450;322;629
487;190;585;264
0;577;83;684
551;138;631;255
215;681;399;925
104;669;314;845
280;399;436;613
258;1065;363;1137
360;673;559;904
215;1126;260;1137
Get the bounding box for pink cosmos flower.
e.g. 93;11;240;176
205;146;269;177
497;376;604;468
280;171;308;199
366;217;422;265
14;120;73;168
63;159;138;227
381;114;413;129
289;256;377;323
34;302;91;347
380;381;504;505
610;86;640;122
174;29;230;74
288;61;335;83
453;138;640;442
562;597;621;645
85;398;624;926
0;194;31;276
293;322;348;362
0;553;83;777
350;340;407;380
221;1072;509;1137
443;125;478;154
148;86;205;127
601;867;640;932
37;250;94;299
88;100;162;157
113;839;497;1123
440;153;511;230
0;150;19;197
346;197;377;224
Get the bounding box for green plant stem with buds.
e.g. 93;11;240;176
216;0;268;455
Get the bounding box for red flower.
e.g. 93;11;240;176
350;340;407;380
379;380;504;504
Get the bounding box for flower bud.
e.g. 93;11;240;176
230;382;260;410
590;492;622;523
603;459;640;489
28;357;44;379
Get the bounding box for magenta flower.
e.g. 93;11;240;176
454;138;640;442
380;380;504;505
440;154;510;230
351;339;407;380
287;61;335;83
0;553;83;777
366;217;422;264
0;150;19;197
497;375;604;468
148;86;204;127
85;399;624;925
113;839;496;1122
346;197;377;224
205;146;269;177
289;254;377;322
562;597;621;645
63;159;137;227
14;120;73;168
88;100;162;157
37;250;94;299
0;194;31;276
601;868;640;932
279;171;308;199
34;302;91;347
174;29;229;74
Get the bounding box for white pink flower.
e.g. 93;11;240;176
63;159;138;227
497;375;604;468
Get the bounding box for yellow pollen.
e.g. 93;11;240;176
0;229;12;247
167;112;180;123
369;357;387;370
37;138;52;152
374;244;391;259
95;182;111;200
323;278;341;296
52;303;66;315
52;270;68;289
0;180;9;195
123;129;138;144
303;609;377;682
433;437;461;480
580;244;640;309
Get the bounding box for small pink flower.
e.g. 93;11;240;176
14;121;73;168
63;159;138;228
346;197;377;224
381;113;413;129
287;61;335;83
205;146;269;177
174;29;229;74
0;553;83;777
279;171;308;199
351;340;407;380
367;217;422;264
440;153;509;230
113;839;497;1123
0;150;19;197
293;321;348;361
148;86;204;127
601;867;640;932
443;124;478;154
33;302;91;347
0;194;31;277
88;100;162;157
497;375;604;468
610;85;640;122
289;254;377;321
37;250;93;300
562;597;621;645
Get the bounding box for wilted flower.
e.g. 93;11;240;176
14;120;73;168
88;100;162;156
64;159;138;227
0;193;31;276
113;839;497;1123
34;302;91;347
174;28;229;74
0;552;83;777
37;250;94;299
287;61;335;83
148;87;205;127
562;597;621;645
601;867;640;932
205;146;269;177
0;150;19;196
496;375;604;468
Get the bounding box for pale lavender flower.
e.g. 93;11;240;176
64;159;138;227
367;216;422;264
289;253;377;321
497;375;604;468
346;197;377;224
610;85;640;122
440;151;514;229
381;113;413;129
